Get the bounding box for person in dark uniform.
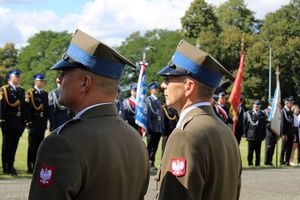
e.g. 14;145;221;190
145;81;163;169
29;29;149;200
244;100;267;167
235;95;247;145
115;86;125;119
123;84;139;131
48;77;73;131
0;69;26;175
215;91;233;125
280;96;294;165
161;104;178;156
157;40;241;200
25;73;50;174
264;101;278;166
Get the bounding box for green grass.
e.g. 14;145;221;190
0;129;296;178
0;129;50;179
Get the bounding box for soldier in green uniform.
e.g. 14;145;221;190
0;69;26;175
29;29;149;200
25;73;49;174
156;40;242;200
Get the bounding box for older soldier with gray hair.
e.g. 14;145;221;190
29;29;149;200
156;40;241;200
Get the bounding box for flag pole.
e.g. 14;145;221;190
274;66;280;167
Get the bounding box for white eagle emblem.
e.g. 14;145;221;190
38;165;54;187
40;168;52;184
171;158;186;176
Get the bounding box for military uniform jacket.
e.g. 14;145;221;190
243;110;267;141
0;84;26;130
29;104;149;200
158;106;241;200
280;107;294;137
25;88;49;130
145;95;163;134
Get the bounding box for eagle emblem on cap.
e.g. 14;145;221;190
38;164;55;187
170;158;186;177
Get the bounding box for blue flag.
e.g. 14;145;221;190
135;61;148;133
269;68;281;136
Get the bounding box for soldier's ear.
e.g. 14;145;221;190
80;75;92;92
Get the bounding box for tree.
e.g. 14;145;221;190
216;0;260;33
0;43;19;85
17;31;71;90
118;29;186;95
245;0;300;103
181;0;220;39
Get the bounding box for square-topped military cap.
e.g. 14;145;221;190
51;29;136;79
158;40;234;88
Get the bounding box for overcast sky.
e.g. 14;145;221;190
0;0;290;48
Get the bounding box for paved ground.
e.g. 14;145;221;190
1;168;300;199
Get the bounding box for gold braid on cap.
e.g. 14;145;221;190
27;89;43;111
1;85;20;107
162;105;177;121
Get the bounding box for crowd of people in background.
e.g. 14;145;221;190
0;68;299;176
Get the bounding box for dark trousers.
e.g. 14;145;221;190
248;140;262;166
1;125;23;169
265;130;277;165
280;135;294;164
146;132;161;165
27;128;45;169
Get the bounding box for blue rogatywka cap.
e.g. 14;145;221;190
157;40;234;88
51;29;136;80
148;81;159;89
284;96;294;103
130;84;137;90
8;69;21;77
253;100;262;106
33;73;46;81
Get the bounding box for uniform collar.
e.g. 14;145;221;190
151;94;158;100
74;102;114;119
177;102;210;127
8;82;17;90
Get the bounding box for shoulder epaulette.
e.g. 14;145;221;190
53;118;81;135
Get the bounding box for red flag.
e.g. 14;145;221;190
228;48;244;134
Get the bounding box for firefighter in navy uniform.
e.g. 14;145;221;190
145;81;163;169
280;96;294;165
0;69;26;175
123;84;139;131
25;74;50;173
244;100;267;166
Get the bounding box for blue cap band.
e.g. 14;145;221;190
172;51;222;88
67;43;125;79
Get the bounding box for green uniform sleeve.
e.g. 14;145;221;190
29;134;81;200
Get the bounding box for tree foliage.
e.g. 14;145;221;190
0;0;298;104
181;0;220;38
17;31;71;91
217;0;260;33
0;43;19;85
118;29;186;95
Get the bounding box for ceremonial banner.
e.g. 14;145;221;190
228;47;244;133
135;61;148;133
269;68;281;136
